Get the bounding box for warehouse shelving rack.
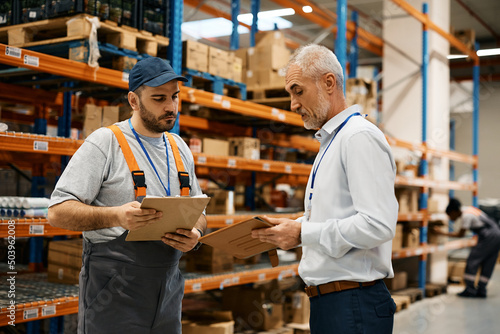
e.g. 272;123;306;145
0;0;481;331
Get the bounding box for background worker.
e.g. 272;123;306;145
48;57;206;333
433;198;500;298
252;44;399;334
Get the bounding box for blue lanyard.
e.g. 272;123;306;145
309;112;361;200
128;119;171;197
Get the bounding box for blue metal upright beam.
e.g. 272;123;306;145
418;2;430;293
472;44;480;208
449;119;456;199
231;0;241;50
167;0;184;135
59;83;73;174
335;0;347;94
250;0;260;47
349;11;359;78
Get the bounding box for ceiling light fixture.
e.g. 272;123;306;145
477;48;500;57
302;6;313;13
447;48;500;60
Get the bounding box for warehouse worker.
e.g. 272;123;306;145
48;57;206;334
432;198;500;298
252;44;398;334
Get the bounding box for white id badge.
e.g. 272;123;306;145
305;198;312;222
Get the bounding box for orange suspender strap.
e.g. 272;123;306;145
164;132;191;196
108;125;147;201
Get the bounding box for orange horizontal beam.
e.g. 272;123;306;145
0;82;63;107
0;219;82;238
398;212;425;222
193;152;312;176
0;44;129;89
184;263;299;293
181;87;304;127
390;0;478;63
0;297;79;326
0;131;83;156
391;236;477;260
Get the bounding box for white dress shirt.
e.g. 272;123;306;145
299;105;399;286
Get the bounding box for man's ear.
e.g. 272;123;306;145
324;73;337;94
128;91;139;110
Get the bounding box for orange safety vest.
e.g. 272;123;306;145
108;124;190;199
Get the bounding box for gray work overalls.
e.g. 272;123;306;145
465;213;500;283
78;232;183;334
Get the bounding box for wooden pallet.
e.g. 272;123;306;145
0;14;169;57
392;287;424;303
425;283;447;297
392;295;411;312
247;87;290;110
247;87;289;100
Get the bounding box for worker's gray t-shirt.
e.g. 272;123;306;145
49;120;203;243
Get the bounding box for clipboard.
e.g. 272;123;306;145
199;216;280;267
125;196;210;241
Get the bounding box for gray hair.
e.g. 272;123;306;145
285;44;344;91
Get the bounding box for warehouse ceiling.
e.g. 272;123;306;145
183;0;500;81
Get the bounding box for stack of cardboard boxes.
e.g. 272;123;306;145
183;40;243;82
83;103;120;138
47;238;83;284
345;78;378;123
236;31;291;90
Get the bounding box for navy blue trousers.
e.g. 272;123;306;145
309;280;396;334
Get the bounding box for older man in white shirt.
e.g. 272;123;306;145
252;44;399;334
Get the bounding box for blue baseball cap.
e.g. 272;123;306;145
128;57;187;92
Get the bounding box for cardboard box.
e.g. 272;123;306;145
185;244;234;274
48;263;81;285
255;31;286;48
448;260;466;283
182;321;234;334
403;225;420;248
205;189;234;215
258;328;294;334
383;271;408;291
396;189;419;214
427;198;439;213
284;291;310;324
183;40;209;73
258;69;286;88
47;239;83;284
209;47;230;78
83;104;102;138
102;106;120;127
229;137;260;160
223;283;284;331
112;56;137;72
427;221;448;245
247;45;290;71
182;310;234;334
345;78;378;122
246;69;286;89
234;48;248;70
106;32;136;51
203;138;229;156
392;224;403;251
69;45;89;62
229;54;243;82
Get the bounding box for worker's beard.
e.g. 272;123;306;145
303;91;330;130
137;99;177;134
